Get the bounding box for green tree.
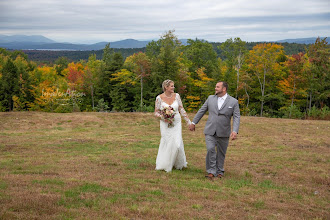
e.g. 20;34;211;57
95;43;124;110
83;54;102;110
146;30;183;98
184;39;218;78
0;59;19;111
110;69;136;111
306;37;330;111
220;38;247;98
55;56;69;76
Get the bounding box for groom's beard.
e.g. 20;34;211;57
215;90;222;95
215;89;224;96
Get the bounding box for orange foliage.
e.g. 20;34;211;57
65;62;85;90
278;53;307;101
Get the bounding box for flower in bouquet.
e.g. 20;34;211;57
161;106;176;128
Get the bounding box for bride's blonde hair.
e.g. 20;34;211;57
162;79;174;92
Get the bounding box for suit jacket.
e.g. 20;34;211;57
192;94;240;137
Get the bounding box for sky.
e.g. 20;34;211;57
0;0;329;44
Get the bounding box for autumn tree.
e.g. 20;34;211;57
65;62;85;91
245;43;285;116
186;67;213;110
29;65;68;111
124;52;151;111
13;56;35;110
278;53;307;117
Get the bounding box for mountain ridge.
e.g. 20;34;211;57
0;34;56;44
0;35;328;50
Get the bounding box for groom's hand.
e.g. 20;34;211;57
230;131;237;140
189;124;195;131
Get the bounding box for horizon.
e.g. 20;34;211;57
0;34;329;45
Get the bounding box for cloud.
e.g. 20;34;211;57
0;0;329;43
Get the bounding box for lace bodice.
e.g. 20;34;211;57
154;93;191;125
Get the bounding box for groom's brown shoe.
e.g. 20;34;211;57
217;174;223;179
205;173;214;180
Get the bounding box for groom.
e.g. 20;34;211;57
189;81;240;180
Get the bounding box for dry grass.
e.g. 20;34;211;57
0;112;329;219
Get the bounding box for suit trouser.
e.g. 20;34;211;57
205;134;229;176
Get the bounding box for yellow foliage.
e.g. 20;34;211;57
12;95;25;111
186;95;201;111
30;83;69;111
111;69;137;85
193;67;212;88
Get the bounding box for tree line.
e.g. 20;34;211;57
21;48;147;63
0;31;329;119
20;42;307;64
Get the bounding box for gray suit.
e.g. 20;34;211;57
192;94;240;176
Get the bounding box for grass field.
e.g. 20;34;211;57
0;112;329;219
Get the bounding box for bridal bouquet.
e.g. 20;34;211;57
161;106;176;128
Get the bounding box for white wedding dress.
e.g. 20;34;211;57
154;93;191;172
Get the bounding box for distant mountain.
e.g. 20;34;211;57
1;35;328;51
0;36;191;50
0;36;151;50
110;39;150;48
0;34;56;43
274;37;329;44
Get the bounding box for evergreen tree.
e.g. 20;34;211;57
220;38;247;97
55;56;69;76
0;59;19;111
146;30;183;99
306;37;330;110
95;43;124;110
184;38;218;78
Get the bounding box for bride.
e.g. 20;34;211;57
154;79;192;172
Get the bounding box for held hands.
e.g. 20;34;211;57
189;124;237;139
230;131;238;140
189;124;195;131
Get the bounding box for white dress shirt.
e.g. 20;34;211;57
218;93;227;110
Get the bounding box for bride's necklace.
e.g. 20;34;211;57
164;93;173;98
